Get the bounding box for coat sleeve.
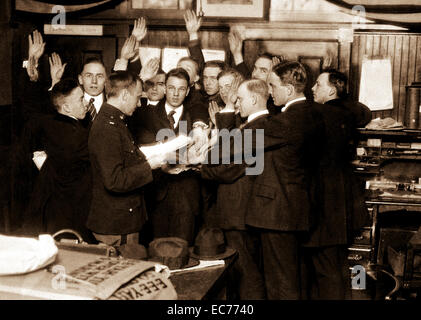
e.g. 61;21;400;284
90;125;153;193
188;39;205;74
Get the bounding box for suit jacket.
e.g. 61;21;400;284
303;100;370;246
201;115;268;230
137;99;202;216
23;113;93;239
246;100;325;232
87;103;153;235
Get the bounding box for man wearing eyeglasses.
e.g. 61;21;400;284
78;58;107;122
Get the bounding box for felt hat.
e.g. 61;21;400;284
148;237;199;270
189;228;236;260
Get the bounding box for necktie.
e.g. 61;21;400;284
168;110;176;129
87;98;97;121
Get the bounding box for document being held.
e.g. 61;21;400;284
139;134;192;160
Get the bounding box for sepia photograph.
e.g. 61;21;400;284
1;0;421;309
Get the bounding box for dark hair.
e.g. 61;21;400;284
106;71;138;99
51;78;80;110
272;61;307;93
165;68;190;85
323;68;348;98
203;60;226;72
80;57;105;73
257;52;274;61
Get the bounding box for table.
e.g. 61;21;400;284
0;248;238;300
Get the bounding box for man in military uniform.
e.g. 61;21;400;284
87;71;166;247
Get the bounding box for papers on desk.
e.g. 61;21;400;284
169;259;225;275
139;134;192;160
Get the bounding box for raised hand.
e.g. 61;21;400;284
184;9;202;39
208;101;221;127
228;30;243;65
49;52;67;88
132;17;147;42
28;30;45;62
139;58;160;82
120;35;138;61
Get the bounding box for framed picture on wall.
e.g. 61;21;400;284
196;0;269;20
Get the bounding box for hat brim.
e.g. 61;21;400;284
189;246;236;261
148;256;200;270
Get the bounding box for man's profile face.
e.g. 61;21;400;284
218;74;235;105
177;59;198;86
237;84;254;118
267;72;288;106
78;62;106;97
145;73;166;102
65;86;86;120
203;66;222;96
165;76;189;108
252;57;272;82
312;72;333;104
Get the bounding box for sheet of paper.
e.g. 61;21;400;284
139;134;192;159
138;47;161;68
162;48;189;73
202;49;226;62
359;57;394;111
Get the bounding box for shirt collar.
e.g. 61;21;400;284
165;102;183;127
147;99;160;106
281;97;306;112
84;92;104;112
247;109;269;123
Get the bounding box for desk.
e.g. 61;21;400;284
0;248;238;300
170;253;238;300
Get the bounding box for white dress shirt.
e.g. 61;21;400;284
165;102;183;128
84;92;104;114
147;99;159;106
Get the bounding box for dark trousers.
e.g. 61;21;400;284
224;229;266;300
151;206;196;245
259;230;303;300
302;245;350;300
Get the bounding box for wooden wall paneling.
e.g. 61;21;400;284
416;37;421;82
338;41;351;83
357;34;366;102
349;35;360;101
399;35;410;124
408;36;418;85
380;35;391;118
393;35;403;120
387;35;398;120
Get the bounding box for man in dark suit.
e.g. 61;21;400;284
22;79;94;242
246;62;325;299
201;79;269;299
138;68;202;245
300;69;371;299
87;71;166;247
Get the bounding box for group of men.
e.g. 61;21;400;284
16;10;372;300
